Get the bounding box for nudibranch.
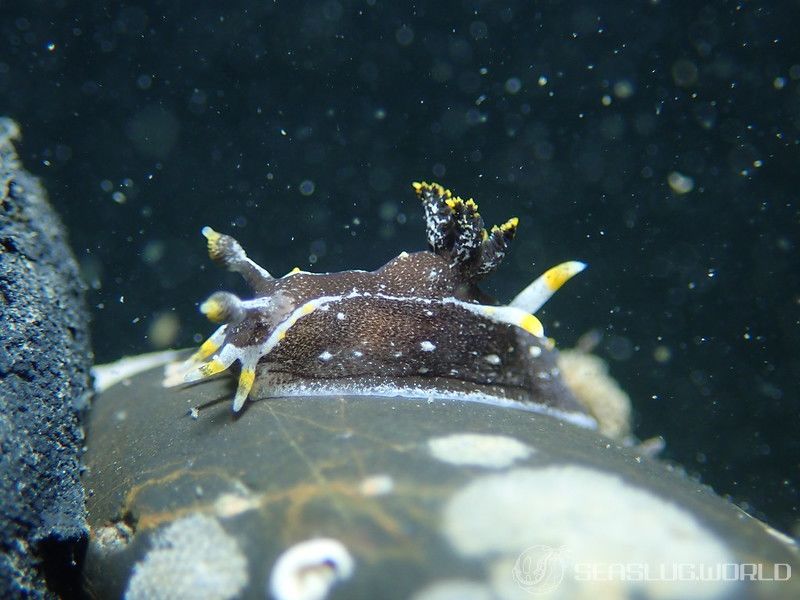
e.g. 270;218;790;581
176;182;592;426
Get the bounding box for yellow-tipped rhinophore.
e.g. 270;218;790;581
510;261;587;314
201;226;224;261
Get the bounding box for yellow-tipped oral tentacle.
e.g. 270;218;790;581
184;345;238;383
185;325;228;366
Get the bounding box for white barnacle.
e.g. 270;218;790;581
420;341;436;352
269;538;354;600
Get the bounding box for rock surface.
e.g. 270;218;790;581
0;118;92;597
83;358;799;600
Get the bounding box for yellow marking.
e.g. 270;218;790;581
199;358;227;377
465;199;479;213
201;226;225;260
238;368;255;393
500;217;519;232
191;338;220;362
543;261;585;291
289;266;301;274
412;181;453;200
301;302;316;315
481;229;489;241
201;226;221;242
519;313;544;337
200;298;225;322
278;331;286;341
239;368;255;386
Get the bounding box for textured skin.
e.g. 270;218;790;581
0;119;91;598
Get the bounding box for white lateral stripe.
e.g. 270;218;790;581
509;261;587;314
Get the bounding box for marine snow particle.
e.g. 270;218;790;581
667;171;695;194
269;538;354;600
125;513;247;600
427;434;533;469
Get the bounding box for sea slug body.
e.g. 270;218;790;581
176;182;590;424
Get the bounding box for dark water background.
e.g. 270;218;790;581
2;1;798;535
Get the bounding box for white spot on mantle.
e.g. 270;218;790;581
483;354;501;365
428;434;533;469
336;312;346;321
420;341;436;352
318;351;333;362
269;538;354;600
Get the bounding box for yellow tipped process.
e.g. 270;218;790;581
412;181;453;200
201;226;226;262
232;367;256;412
509;260;588;315
184;326;228;367
184;357;229;383
519;313;545;338
191;338;221;363
543;261;587;292
200;297;226;323
498;217;519;235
